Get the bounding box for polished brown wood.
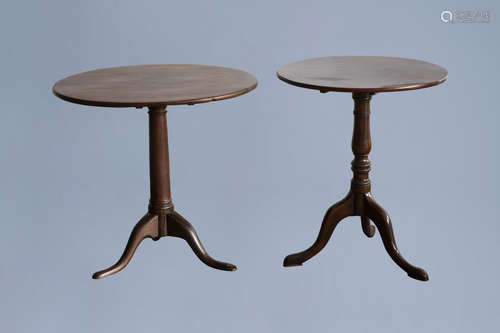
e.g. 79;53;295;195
279;57;447;281
277;56;447;93
53;65;257;279
53;64;258;107
92;106;236;279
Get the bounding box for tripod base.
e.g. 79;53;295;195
283;191;428;281
92;210;236;279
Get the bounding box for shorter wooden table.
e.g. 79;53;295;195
53;64;257;279
277;56;447;281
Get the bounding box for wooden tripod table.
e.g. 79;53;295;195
277;56;447;281
53;64;257;279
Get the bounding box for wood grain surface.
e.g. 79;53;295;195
53;64;258;107
277;56;447;93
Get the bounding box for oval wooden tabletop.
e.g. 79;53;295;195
53;64;258;107
277;56;447;93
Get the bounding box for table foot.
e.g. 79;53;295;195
167;212;237;272
361;216;376;238
283;193;354;267
92;213;158;279
364;194;429;281
92;211;236;279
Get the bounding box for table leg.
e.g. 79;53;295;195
283;93;428;281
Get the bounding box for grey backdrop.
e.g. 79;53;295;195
1;0;499;332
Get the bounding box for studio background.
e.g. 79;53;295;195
1;0;498;332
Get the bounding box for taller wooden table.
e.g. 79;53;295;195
277;56;447;281
53;64;257;279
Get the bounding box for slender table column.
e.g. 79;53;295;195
148;106;173;238
148;106;173;213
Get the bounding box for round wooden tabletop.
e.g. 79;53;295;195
277;56;447;93
53;64;258;108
